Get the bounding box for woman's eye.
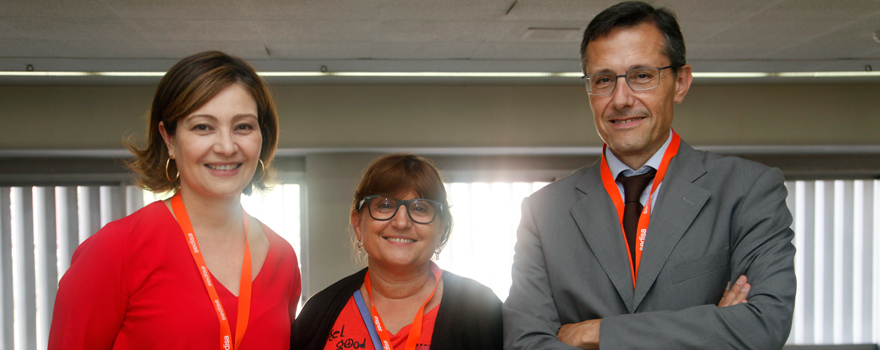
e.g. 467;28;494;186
236;123;256;131
193;124;210;131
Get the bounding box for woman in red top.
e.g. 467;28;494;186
290;154;502;350
48;51;301;350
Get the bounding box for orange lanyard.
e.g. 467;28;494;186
364;263;442;350
170;193;252;350
599;130;681;288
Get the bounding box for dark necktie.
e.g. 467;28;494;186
616;169;657;265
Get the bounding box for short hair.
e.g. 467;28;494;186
580;1;686;74
126;51;279;195
352;154;453;251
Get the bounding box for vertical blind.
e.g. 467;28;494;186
0;184;302;350
0;180;877;348
0;185;138;350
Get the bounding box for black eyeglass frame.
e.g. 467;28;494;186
357;195;445;224
581;65;675;96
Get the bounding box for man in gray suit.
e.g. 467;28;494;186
502;2;796;349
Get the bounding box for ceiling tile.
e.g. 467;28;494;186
125;19;262;42
261;42;374;59
472;42;579;59
813;58;880;71
706;20;850;45
769;19;880;59
0;0;116;18
254;20;379;43
502;0;610;21
100;0;244;19
377;20;497;42
688;42;787;60
152;41;272;60
2;17;143;41
667;0;777;23
0;39;50;57
486;21;584;42
30;40;161;58
241;0;383;20
681;21;739;44
752;0;880;21
0;21;27;40
371;42;481;59
379;0;508;20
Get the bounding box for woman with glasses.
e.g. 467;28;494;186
290;154;502;350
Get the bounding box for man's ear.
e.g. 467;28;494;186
158;121;175;158
673;64;693;104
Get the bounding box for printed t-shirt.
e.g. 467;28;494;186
323;295;438;350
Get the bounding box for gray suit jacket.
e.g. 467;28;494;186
503;141;796;349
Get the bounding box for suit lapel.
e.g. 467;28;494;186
632;142;711;310
571;165;635;312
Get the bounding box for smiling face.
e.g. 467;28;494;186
351;189;443;271
159;83;262;201
585;22;692;168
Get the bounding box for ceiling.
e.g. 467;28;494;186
1;0;879;84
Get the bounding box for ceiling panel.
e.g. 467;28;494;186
152;41;271;60
126;19;262;42
254;20;378;43
752;0;880;21
1;17;142;42
687;42;788;60
769;19;880;59
0;22;27;40
706;20;851;45
0;0;116;18
240;0;383;20
0;0;876;83
370;42;481;59
262;42;374;60
377;20;498;42
0;39;49;57
503;0;610;21
665;0;777;22
99;0;244;20
486;21;585;42
31;40;161;59
378;1;508;20
473;42;580;59
681;21;740;44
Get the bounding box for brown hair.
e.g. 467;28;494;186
580;1;685;75
126;51;278;195
352;154;453;250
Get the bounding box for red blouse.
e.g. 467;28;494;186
323;296;438;350
49;201;302;350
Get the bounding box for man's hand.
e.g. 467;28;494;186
558;319;601;349
718;275;750;308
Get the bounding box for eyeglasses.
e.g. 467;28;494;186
357;195;444;224
582;65;674;95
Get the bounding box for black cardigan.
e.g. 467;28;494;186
290;268;502;350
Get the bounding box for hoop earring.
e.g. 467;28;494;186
356;240;364;255
257;159;266;181
165;158;179;183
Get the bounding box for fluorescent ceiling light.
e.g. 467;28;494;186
0;71;878;78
